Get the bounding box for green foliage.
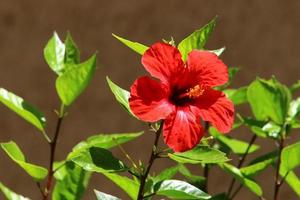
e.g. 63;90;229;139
281;141;300;172
247;77;291;125
168;146;229;164
1;141;48;181
94;190;121;200
52;161;91;200
224;87;248;105
178;165;206;189
154;180;211;199
290;80;300;93
0;182;30;200
112;34;148;55
178;16;217;61
0;88;46;132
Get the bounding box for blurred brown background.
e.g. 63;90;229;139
0;0;300;199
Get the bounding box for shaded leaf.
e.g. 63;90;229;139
178;165;206;189
112;34;148;55
64;32;80;65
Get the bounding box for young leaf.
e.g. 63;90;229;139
112;34;148;55
247;77;291;125
223;87;248;105
106;77;136;117
210;127;259;154
0;182;30;200
290;80;300;93
94;190;121;200
154;180;211;199
68;132;143;159
0;88;46;132
281;141;300;172
44;32;66;75
102;173;139;200
56;54;96;106
287;98;300;121
178;16;217;61
168;146;229;164
64;32;80;65
52;161;91;200
71;147;127;173
261;121;281;139
1;141;48;181
219;163;262;196
209;47;225;57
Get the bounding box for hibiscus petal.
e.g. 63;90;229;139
163;107;204;152
142;42;184;82
129;76;175;122
187;50;228;87
192;89;234;133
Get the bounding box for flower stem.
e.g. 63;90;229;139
273;134;285;200
137;121;163;200
43;104;66;200
227;134;257;198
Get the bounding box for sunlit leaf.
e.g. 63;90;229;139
290;80;300;93
281;141;300;172
224;87;248;105
112;34;148;55
0;182;30;200
0;88;46;132
287;98;300;121
209;47;225;57
94;190;121;200
261;121;281;139
1;141;48;181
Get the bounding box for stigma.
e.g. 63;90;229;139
178;84;204;100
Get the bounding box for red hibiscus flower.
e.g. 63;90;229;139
129;42;234;152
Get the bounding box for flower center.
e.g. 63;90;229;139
178;84;204;99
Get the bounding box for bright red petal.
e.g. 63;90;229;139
187;50;228;87
142;42;184;82
192;89;234;133
129;76;175;122
163;107;204;152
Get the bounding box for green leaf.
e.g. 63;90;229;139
178;165;206;189
56;54;97;106
247;77;291;125
1;141;48;181
103;173;139;200
52;161;91;200
106;77;135;117
261;121;281;139
153;166;179;184
68;132;143;159
223;87;248;105
0;88;46;132
209;193;230;200
154;180;211;199
280;169;300;196
44;32;66;75
178;17;217;61
219;163;262;196
288;98;300;121
94;190;121;200
209;47;225;57
64;32;80;65
281;141;300;172
290;80;300;93
71;147;127;173
0;182;30;200
210;127;259;154
112;34;148;55
241;155;276;177
168;146;229;164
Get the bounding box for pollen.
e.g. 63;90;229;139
187;85;204;99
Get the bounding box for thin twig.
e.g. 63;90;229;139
274;135;285;200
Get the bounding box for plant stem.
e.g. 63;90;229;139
203;164;209;192
137;121;163;200
273;135;285;200
227;134;257;198
43;104;65;200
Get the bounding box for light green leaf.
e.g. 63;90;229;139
241;154;277;177
280;168;300;197
106;77;135;117
290;80;300;93
1;141;48;181
288;98;300;121
52;161;91;200
209;47;225;57
154;180;211;199
0;88;46;132
71;147;127;173
168;146;229;164
178;17;217;61
103;173;139;200
68;132;143;159
112;34;148;55
224;87;248;105
64;32;80;65
219;163;262;196
247;77;291;125
0;182;30;200
281;141;300;172
94;190;121;200
261;121;281;139
56;54;96;106
153;166;179;184
210;127;259;154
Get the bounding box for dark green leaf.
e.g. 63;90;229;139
154;180;211;199
153;166;179;184
94;190;121;200
178;165;206;189
0;88;46;132
281;141;300;172
247;77;291;125
68;132;143;159
219;163;262;196
56;54;96;106
168;146;229;164
224;87;248;105
52;161;91;200
209;193;230;200
71;147;126;173
0;182;30;200
112;34;148;55
1;141;48;181
64;32;80;65
178;17;217;61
